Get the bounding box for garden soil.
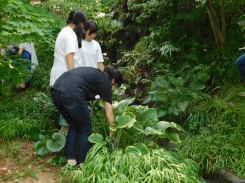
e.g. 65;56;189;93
0;140;63;183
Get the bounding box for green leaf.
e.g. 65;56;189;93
116;115;136;128
46;132;66;152
144;127;162;135
133;124;146;134
34;141;49;156
125;146;141;156
157;106;168;117
152;92;169;102
164;130;181;144
113;98;135;112
156;121;179;132
142;108;158;121
142;95;152;104
168;105;179;115
134;143;149;155
190;83;205;91
155;78;169;88
177;101;188;111
144;140;158;149
88;134;106;145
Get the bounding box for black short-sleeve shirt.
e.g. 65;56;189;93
52;67;112;104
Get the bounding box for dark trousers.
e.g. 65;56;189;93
51;89;92;164
236;53;245;83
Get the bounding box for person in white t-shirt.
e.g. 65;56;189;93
79;20;104;71
50;9;86;134
50;9;87;86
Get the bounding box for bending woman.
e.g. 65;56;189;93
51;67;122;166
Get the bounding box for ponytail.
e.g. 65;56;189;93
66;9;87;48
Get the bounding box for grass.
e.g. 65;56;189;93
178;84;245;178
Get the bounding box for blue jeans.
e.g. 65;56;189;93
236;53;245;83
51;89;92;164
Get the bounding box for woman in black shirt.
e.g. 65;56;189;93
51;66;122;166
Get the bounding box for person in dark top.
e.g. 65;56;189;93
51;66;122;166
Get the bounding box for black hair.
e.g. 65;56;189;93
83;20;98;39
67;9;87;48
104;66;123;87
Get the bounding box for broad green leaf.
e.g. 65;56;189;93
142;95;152;104
149;86;161;94
113;98;135;112
144;119;157;128
156;121;179;132
116;115;135;128
177;101;188;111
34;141;49;156
46;132;66;152
133;124;146;134
144;140;158;149
144;127;162;135
142;108;158;121
164;130;181;144
88;134;106;145
157;106;168;117
155;78;169;88
125;146;141;156
153;92;169;102
169;106;179;115
134;143;149;155
169;77;184;87
190;83;205;91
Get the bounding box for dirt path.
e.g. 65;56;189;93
0;139;63;183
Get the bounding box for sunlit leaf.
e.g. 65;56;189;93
125;146;141;156
88;134;106;145
116;115;136;128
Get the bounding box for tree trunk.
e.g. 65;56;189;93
205;0;225;48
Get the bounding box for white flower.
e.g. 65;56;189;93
95;95;100;100
97;13;105;18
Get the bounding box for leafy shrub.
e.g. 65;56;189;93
0;90;57;140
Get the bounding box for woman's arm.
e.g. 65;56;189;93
18;47;24;56
98;62;105;72
105;101;115;137
65;52;75;70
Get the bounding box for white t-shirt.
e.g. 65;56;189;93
50;26;80;86
79;39;104;68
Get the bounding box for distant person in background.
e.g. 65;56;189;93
49;9;87;133
80;20;104;71
236;54;245;83
1;42;38;92
16;42;38;92
235;45;245;96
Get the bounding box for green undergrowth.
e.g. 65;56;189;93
0;88;57;140
63;145;205;183
178;84;245;178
